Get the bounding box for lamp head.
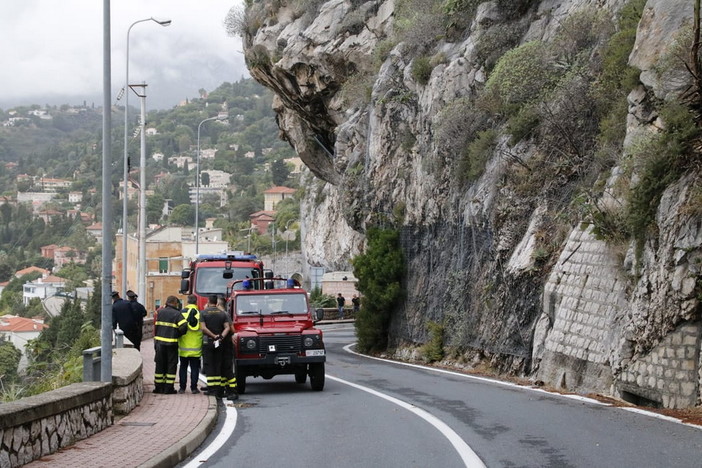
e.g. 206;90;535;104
152;17;172;26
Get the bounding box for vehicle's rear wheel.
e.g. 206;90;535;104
295;367;307;384
309;363;324;391
236;368;246;394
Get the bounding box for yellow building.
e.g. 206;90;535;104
114;226;228;313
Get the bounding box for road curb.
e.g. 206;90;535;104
140;395;220;468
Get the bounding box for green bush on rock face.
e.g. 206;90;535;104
483;41;558;116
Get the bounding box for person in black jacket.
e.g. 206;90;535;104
201;295;237;400
112;291;141;349
126;290;147;350
153;295;188;394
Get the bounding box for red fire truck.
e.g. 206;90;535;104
179;252;265;310
226;276;326;393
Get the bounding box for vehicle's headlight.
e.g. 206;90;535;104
239;337;258;352
303;336;314;347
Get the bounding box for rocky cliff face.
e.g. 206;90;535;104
243;0;702;408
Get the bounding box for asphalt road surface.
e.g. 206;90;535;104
180;324;702;468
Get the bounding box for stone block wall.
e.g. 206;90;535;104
617;322;701;408
534;226;628;392
111;347;144;415
0;382;112;468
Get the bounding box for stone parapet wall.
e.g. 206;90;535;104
0;347;145;467
0;382;112;468
111;347;144;415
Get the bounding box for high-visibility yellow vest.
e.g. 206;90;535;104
178;304;203;358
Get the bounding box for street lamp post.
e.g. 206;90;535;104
122;16;170;296
128;83;148;302
195;113;228;255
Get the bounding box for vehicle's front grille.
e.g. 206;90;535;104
259;335;302;354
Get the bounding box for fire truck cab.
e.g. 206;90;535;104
179;252;264;310
227;276;326;393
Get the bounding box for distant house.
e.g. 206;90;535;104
146;127;158;136
200;148;217;159
86;222;103;243
167;155;193;169
284;157;304;175
0;281;9;294
249;211;276;235
53;246;87;269
38;177;71;192
36;209;63;223
40;244;59;259
22;275;66;305
0;315;48;370
263;186;296;212
15;266;49;279
68;191;83;203
152;152;165;162
320;271;359;299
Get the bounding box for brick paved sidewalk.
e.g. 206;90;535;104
25;339;217;468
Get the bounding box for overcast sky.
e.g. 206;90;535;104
0;0;248;111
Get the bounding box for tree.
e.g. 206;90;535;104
169;204;195;226
351;228;405;353
271;158;290;186
0;340;21;383
200;171;210;187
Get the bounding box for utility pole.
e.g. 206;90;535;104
100;0;113;382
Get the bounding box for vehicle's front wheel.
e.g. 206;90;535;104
295;367;307;384
309;363;324;391
236;368;247;394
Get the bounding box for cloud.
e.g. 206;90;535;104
0;0;248;110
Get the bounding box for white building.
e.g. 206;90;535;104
0;315;47;371
22;275;66;305
168;155;193;169
200;148;217;159
201;170;231;187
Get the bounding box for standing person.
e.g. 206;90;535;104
126;290;147;350
336;293;346;320
351;294;360;316
178;295;202;394
112;291;140;349
201;295;238;401
153;295;187;394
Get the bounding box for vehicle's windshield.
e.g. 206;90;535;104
195;267;259;295
236;293;308;316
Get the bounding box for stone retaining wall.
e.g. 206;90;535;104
0;382;113;468
0;347;145;467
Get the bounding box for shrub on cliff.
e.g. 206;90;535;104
352;228;405;353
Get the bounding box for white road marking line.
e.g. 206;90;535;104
342;341;702;430
328;374;486;468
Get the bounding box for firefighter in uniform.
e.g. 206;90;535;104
178;294;202;394
154;295;187;394
201;295;238;400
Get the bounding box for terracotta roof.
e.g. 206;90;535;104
0;315;47;333
40;275;67;284
87;222;102;230
15;266;49;278
263;186;296;194
249;210;275;218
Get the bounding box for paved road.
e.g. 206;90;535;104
181;324;702;468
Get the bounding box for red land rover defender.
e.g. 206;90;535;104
227;276;326;393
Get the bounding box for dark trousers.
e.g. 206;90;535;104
154;342;178;389
202;343;236;395
179;356;201;391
